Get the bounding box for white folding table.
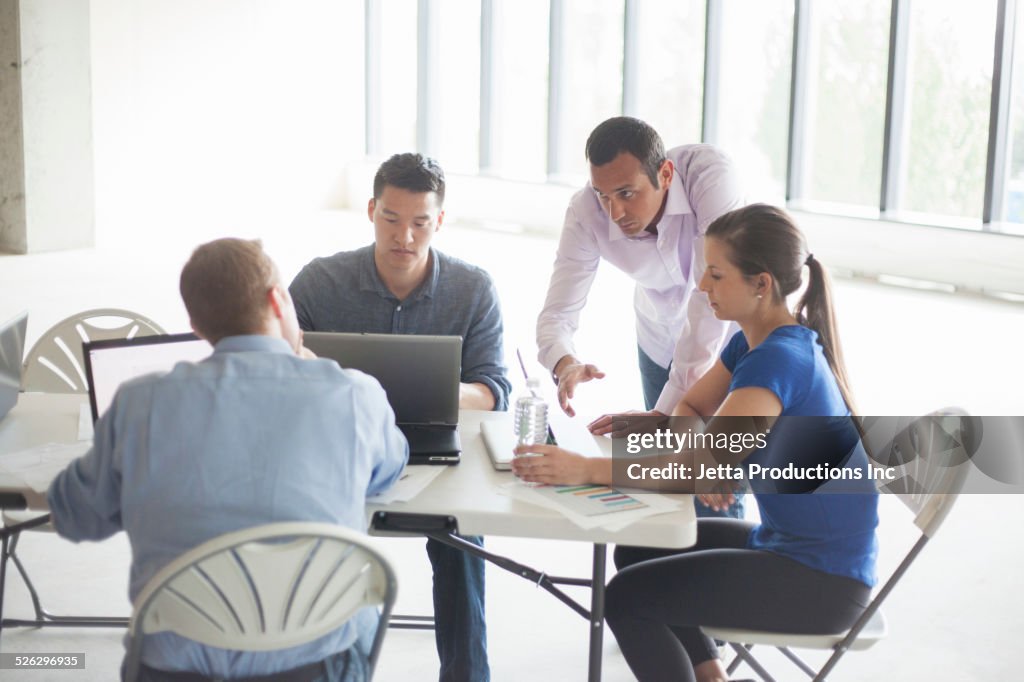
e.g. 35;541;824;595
0;394;698;681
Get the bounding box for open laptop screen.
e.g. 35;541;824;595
0;311;28;420
83;333;212;422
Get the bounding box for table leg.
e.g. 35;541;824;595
588;543;607;682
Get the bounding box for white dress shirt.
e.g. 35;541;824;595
536;144;745;415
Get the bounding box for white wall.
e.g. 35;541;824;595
89;0;366;250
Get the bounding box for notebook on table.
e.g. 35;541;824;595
83;332;212;422
303;332;463;465
0;311;28;421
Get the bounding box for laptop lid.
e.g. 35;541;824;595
0;311;28;421
83;332;212;423
303;332;461;427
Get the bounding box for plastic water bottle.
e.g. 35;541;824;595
514;377;548;485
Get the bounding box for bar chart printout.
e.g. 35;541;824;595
535;484;649;517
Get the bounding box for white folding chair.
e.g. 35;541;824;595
1;308;165;635
705;409;975;682
123;522;398;682
21;308;164;393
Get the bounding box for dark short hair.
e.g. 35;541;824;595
179;238;277;344
373;153;446;205
585;117;666;187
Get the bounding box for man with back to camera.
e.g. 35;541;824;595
47;238;408;681
536;116;747;519
289;153;511;682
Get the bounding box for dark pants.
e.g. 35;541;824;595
637;344;745;520
606;519;872;682
426;535;489;682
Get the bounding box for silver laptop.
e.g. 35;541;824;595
83;332;212;422
0;311;28;420
483;351;600;471
303;332;463;465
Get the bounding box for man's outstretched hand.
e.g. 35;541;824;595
556;362;606;417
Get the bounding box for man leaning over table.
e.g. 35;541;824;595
48;238;408;682
536;115;747;519
290;152;511;682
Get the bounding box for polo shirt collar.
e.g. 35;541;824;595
358;244;440;302
607;167;693;243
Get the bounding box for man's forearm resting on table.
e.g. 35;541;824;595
460;382;497;410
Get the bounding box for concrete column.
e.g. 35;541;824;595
0;0;94;254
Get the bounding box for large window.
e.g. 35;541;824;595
490;0;549;181
802;0;890;210
901;0;997;223
999;0;1024;233
364;0;1024;236
630;0;705;149
435;0;481;173
552;0;624;182
714;0;793;203
373;0;417;156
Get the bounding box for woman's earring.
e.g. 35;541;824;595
756;294;763;300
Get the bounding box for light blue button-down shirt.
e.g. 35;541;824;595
48;335;408;677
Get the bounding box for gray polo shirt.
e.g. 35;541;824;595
290;244;511;410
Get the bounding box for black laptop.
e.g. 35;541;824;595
303;332;463;465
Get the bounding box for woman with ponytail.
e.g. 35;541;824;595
513;204;878;682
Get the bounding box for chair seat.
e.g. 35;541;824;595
2;510;54;532
704;610;887;652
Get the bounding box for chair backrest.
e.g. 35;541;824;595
866;408;973;538
804;408;975;680
21;308;165;393
123;522;397;682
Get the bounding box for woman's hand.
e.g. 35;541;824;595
511;444;595;486
697;490;736;513
588;410;666;437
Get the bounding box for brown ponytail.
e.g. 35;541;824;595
706;204;858;415
794;255;857;415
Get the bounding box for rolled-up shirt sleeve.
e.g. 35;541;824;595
47;404;124;542
462;276;512;411
536;203;602;373
654;149;744;415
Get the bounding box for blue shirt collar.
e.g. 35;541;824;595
213;335;294;355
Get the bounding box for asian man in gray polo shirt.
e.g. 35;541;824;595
290;153;510;682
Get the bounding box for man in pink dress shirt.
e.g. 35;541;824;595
536;116;746;518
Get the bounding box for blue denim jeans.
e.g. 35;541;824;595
129;608;378;682
637;345;745;520
426;535;489;682
131;648;368;682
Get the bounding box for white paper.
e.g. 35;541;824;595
0;442;91;493
367;464;448;504
496;481;681;531
77;403;94;441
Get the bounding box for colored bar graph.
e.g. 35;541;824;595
541;484;650;517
